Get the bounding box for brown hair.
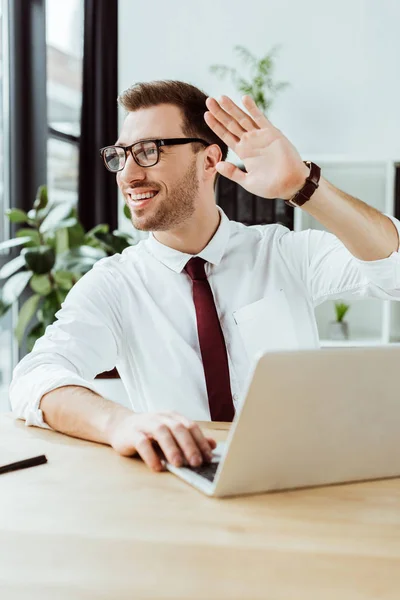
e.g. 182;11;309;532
118;80;228;186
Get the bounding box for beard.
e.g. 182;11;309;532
129;158;199;232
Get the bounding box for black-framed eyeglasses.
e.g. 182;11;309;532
99;138;210;173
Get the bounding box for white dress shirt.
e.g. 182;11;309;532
9;207;400;429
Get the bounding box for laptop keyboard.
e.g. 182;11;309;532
188;461;220;482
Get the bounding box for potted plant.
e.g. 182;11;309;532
210;44;289;114
329;302;351;341
0;185;136;375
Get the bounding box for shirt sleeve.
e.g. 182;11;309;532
9;259;123;429
276;214;400;307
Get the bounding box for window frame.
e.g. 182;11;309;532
0;0;10;246
46;0;83;206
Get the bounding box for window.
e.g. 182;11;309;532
0;0;9;244
0;306;17;410
0;0;15;410
46;0;84;204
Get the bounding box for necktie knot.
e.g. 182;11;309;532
184;257;207;281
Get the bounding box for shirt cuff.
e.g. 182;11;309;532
10;367;101;430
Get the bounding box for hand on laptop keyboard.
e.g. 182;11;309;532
109;411;217;472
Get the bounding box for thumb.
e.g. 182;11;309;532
216;161;246;186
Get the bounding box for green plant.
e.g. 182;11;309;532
0;185;136;351
335;302;350;323
210;44;289;114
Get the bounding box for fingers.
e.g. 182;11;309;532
215;161;247;186
204;110;240;151
134;432;165;472
165;418;212;467
178;418;215;461
205;97;251;139
242;95;271;129
207;96;259;134
127;413;218;473
154;423;190;467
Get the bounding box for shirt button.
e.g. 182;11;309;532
233;394;238;402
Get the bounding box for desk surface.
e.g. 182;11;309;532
1;414;400;599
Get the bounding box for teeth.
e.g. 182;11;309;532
130;191;157;201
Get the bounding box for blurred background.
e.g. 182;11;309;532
0;0;399;410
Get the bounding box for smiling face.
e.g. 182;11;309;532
116;104;206;232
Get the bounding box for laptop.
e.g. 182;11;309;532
165;346;400;498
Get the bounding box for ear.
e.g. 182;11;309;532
202;144;222;183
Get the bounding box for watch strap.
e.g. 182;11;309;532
285;161;321;207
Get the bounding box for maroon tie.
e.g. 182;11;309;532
185;257;235;422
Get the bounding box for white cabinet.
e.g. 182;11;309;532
294;157;400;347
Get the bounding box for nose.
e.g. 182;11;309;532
117;151;147;185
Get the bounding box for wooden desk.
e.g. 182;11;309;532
1;413;400;599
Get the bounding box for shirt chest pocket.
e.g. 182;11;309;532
232;290;299;361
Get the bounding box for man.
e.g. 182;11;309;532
10;80;400;472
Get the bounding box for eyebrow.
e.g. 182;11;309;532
112;137;163;147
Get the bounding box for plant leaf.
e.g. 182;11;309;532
335;302;350;322
93;231;131;254
1;270;33;305
65;245;106;259
55;246;106;273
123;204;131;219
234;45;257;70
0;236;32;251
52;217;77;230
67;221;86;248
55;227;69;255
53;270;74;291
26;322;46;352
33;185;48;211
27;209;38;223
5;208;29;224
37;291;61;328
16;228;41;247
112;229;136;242
0;255;26;280
23;246;56;274
39;203;73;233
15;293;42;344
209;65;236;80
30;274;52;296
86;224;110;239
55;287;69;305
0;296;11;317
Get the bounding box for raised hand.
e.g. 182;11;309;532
204;95;309;200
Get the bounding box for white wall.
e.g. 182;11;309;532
118;0;400;158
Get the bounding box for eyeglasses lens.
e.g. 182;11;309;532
133;141;158;167
103;146;125;172
104;141;159;172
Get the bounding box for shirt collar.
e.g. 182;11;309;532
145;206;231;273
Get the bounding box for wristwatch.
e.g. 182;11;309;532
285;161;321;208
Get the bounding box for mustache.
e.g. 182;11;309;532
130;182;160;190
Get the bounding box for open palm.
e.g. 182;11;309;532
204;95;308;200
